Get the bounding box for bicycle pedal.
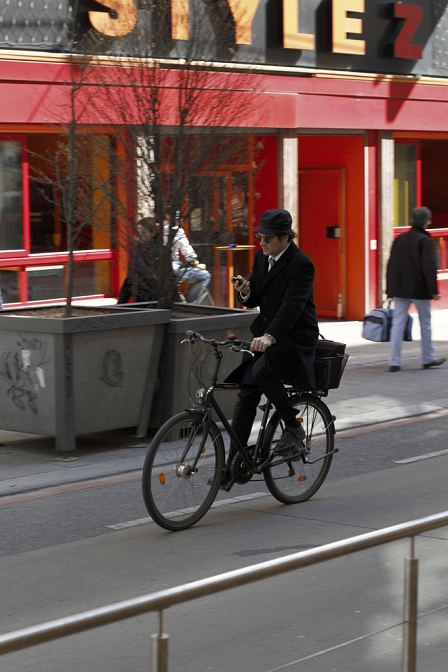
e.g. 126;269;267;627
219;480;235;492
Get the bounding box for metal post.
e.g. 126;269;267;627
403;538;418;672
151;611;168;672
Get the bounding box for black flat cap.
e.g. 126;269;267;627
254;209;293;235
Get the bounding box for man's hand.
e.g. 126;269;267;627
234;276;250;296
433;294;441;300
250;334;273;352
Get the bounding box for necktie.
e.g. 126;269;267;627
268;257;275;270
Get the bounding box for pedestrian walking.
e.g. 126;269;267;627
386;206;446;372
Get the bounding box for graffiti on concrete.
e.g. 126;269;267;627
0;334;49;413
100;350;123;387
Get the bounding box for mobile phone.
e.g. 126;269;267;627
231;276;239;284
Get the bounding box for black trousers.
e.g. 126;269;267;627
226;353;299;468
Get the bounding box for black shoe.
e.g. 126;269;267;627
273;425;306;456
423;358;446;369
207;472;233;491
389;366;401;372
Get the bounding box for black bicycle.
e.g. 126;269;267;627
142;331;346;531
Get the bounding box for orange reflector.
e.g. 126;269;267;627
202;446;206;454
159;473;166;485
297;417;303;423
298;476;307;482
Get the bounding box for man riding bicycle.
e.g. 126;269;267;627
221;208;319;489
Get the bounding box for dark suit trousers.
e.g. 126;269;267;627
226;353;299;468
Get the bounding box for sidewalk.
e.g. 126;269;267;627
1;309;447;497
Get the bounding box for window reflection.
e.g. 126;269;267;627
27;260;112;302
394;144;417;227
0;141;24;251
0;268;20;303
29;181;60;252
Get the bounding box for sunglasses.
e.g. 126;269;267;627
255;234;277;244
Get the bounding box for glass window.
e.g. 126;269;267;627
28;134;113;254
27;260;112;302
29;181;59;253
72;260;112;297
27;265;64;302
0;268;20;303
0;141;24;250
394;144;417;227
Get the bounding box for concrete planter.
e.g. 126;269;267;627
0;306;170;451
149;303;256;427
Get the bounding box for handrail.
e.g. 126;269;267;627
1;509;448;656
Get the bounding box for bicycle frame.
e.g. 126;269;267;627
190;341;336;478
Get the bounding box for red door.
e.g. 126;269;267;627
299;169;346;318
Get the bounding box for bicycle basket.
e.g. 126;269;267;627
314;353;349;391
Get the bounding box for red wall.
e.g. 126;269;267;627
5;59;448;132
254;135;278;226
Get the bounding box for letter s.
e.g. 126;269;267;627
89;0;137;37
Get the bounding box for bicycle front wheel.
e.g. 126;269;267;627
263;395;334;504
142;411;225;531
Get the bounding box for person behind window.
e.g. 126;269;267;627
163;209;211;304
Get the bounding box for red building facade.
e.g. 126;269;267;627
1;0;448;318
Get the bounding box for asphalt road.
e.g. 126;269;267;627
1;414;448;671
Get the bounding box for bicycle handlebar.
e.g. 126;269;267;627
183;330;253;353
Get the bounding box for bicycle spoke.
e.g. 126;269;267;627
263;396;333;504
142;412;225;531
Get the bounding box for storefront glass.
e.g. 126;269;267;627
0;141;24;250
27;260;112;302
394;143;417;227
0;268;20;303
0;133;115;306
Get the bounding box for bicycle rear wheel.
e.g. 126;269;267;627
142;411;225;531
263;395;334;504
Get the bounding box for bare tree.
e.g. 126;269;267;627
29;1;116;317
31;0;260;311
75;0;261;307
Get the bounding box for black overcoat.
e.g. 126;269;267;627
386;226;439;300
229;242;319;388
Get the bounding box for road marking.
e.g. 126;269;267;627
394;448;448;464
3;407;448;507
107;492;268;529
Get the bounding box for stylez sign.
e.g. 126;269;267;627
1;0;448;77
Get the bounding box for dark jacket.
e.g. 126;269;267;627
118;241;158;304
231;242;318;388
386;226;439;300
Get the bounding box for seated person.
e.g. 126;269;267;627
163;209;211;304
